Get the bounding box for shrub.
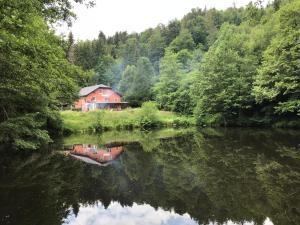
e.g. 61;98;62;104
138;102;160;128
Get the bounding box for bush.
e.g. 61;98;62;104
138;102;160;128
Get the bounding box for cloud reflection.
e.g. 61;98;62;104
63;201;198;225
63;201;273;225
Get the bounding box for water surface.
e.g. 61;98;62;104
0;128;299;225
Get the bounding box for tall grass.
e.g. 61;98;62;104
61;104;195;134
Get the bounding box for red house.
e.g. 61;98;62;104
74;84;128;112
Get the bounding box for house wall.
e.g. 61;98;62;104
74;88;122;110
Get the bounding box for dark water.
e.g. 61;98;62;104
0;128;300;225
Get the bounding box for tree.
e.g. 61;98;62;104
181;10;209;46
154;51;181;110
173;72;196;115
104;58;124;89
67;32;75;63
169;29;196;53
74;32;107;70
93;55;114;85
119;65;137;99
0;0;90;149
253;0;300;117
122;37;140;66
119;57;155;106
146;29;166;73
162;19;181;45
193;24;257;125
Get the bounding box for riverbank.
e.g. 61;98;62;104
63;128;196;152
61;108;195;134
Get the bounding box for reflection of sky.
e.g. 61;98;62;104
63;202;197;225
63;201;273;225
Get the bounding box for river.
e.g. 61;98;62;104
0;128;299;225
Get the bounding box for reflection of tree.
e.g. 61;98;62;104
0;150;86;225
0;129;299;225
191;129;300;225
255;146;300;225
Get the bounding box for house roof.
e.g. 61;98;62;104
79;84;111;97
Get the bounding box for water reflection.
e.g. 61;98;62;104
0;128;299;225
65;143;124;166
63;202;274;225
64;202;198;225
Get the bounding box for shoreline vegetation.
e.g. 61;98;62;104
61;102;195;134
61;108;300;135
63;128;195;148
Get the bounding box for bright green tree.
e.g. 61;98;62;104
193;24;257;125
154;51;181;110
253;0;300;117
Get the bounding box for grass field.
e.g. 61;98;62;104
61;108;195;133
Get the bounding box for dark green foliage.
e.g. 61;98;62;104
0;0;90;149
0;114;51;150
162;19;181;45
93;55;114;85
74;32;107;70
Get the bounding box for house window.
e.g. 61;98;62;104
105;97;109;102
91;97;96;102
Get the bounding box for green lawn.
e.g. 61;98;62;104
61;108;195;133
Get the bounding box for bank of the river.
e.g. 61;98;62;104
61;109;195;134
63;128;195;152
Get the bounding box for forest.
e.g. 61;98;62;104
0;0;300;149
71;0;300;126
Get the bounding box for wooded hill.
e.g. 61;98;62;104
71;0;300;126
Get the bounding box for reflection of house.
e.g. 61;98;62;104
68;144;124;166
74;84;129;112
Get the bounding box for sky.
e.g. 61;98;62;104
55;0;258;40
